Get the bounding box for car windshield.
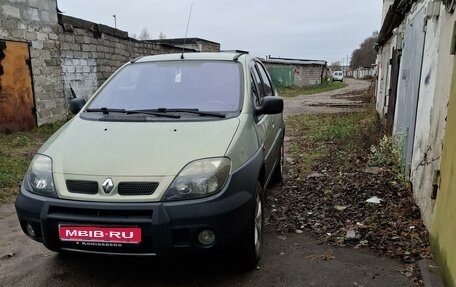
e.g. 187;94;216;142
87;60;242;112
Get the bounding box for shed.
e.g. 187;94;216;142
262;57;329;88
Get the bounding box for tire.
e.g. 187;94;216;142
238;181;264;270
270;144;284;184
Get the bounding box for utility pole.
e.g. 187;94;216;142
113;14;117;28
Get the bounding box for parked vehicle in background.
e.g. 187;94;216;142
332;71;344;82
15;51;285;270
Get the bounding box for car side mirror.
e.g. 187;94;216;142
255;96;283;115
68;97;86;114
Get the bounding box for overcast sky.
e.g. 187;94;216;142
57;0;382;64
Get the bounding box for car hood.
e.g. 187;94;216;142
39;117;240;176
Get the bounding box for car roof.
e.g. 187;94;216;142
136;52;245;63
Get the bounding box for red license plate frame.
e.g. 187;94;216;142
59;225;142;244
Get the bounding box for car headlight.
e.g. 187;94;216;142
24;154;57;198
163;157;231;201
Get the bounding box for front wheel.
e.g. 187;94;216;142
238;181;264;270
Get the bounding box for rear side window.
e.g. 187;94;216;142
89;61;242;112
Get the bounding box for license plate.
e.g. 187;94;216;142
59;225;142;244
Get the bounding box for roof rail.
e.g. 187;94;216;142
130;56;144;64
229;50;249;61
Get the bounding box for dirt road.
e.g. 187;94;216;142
283;78;371;117
0;79;412;287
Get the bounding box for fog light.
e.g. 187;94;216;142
197;229;216;246
26;223;35;237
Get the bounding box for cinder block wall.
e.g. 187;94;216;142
58;15;186;106
0;0;65;125
265;63;325;87
0;1;218;125
58;17;183;101
0;1;199;125
293;65;324;86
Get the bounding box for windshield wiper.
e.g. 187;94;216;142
86;108;126;114
126;109;180;119
155;108;226;118
85;107;180;118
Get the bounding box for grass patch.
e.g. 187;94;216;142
278;81;348;98
286;112;374;175
0;120;67;203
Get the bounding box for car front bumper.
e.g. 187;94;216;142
15;150;264;256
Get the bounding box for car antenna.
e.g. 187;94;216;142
180;2;193;60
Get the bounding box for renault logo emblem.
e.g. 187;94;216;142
102;178;114;193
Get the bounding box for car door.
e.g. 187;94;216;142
250;61;278;180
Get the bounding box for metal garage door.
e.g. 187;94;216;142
394;7;426;174
0;39;36;132
267;66;294;88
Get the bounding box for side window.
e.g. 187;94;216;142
250;65;264;107
256;63;274;97
251;73;260;106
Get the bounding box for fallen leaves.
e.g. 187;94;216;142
266;112;431;265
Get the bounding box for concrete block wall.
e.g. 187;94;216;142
195;40;220;52
1;1;216;125
293;65;324;86
59;20;183;101
265;63;327;88
0;0;65;125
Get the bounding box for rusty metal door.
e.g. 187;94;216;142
0;39;36;132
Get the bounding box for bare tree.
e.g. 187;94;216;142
139;28;150;40
158;32;166;39
330;61;342;71
350;32;378;69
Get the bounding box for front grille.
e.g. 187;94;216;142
118;182;158;195
66;180;98;194
48;206;153;220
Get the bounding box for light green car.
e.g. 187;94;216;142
15;52;284;269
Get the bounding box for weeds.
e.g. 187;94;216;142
0;120;67;203
285;112;370;175
369;134;407;183
269;107;430;267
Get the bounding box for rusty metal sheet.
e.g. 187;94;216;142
0;40;36;132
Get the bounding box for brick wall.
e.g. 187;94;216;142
0;0;65;125
58;15;186;102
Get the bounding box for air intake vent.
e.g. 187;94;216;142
99;115;147;122
118;182;158;195
66;180;99;194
